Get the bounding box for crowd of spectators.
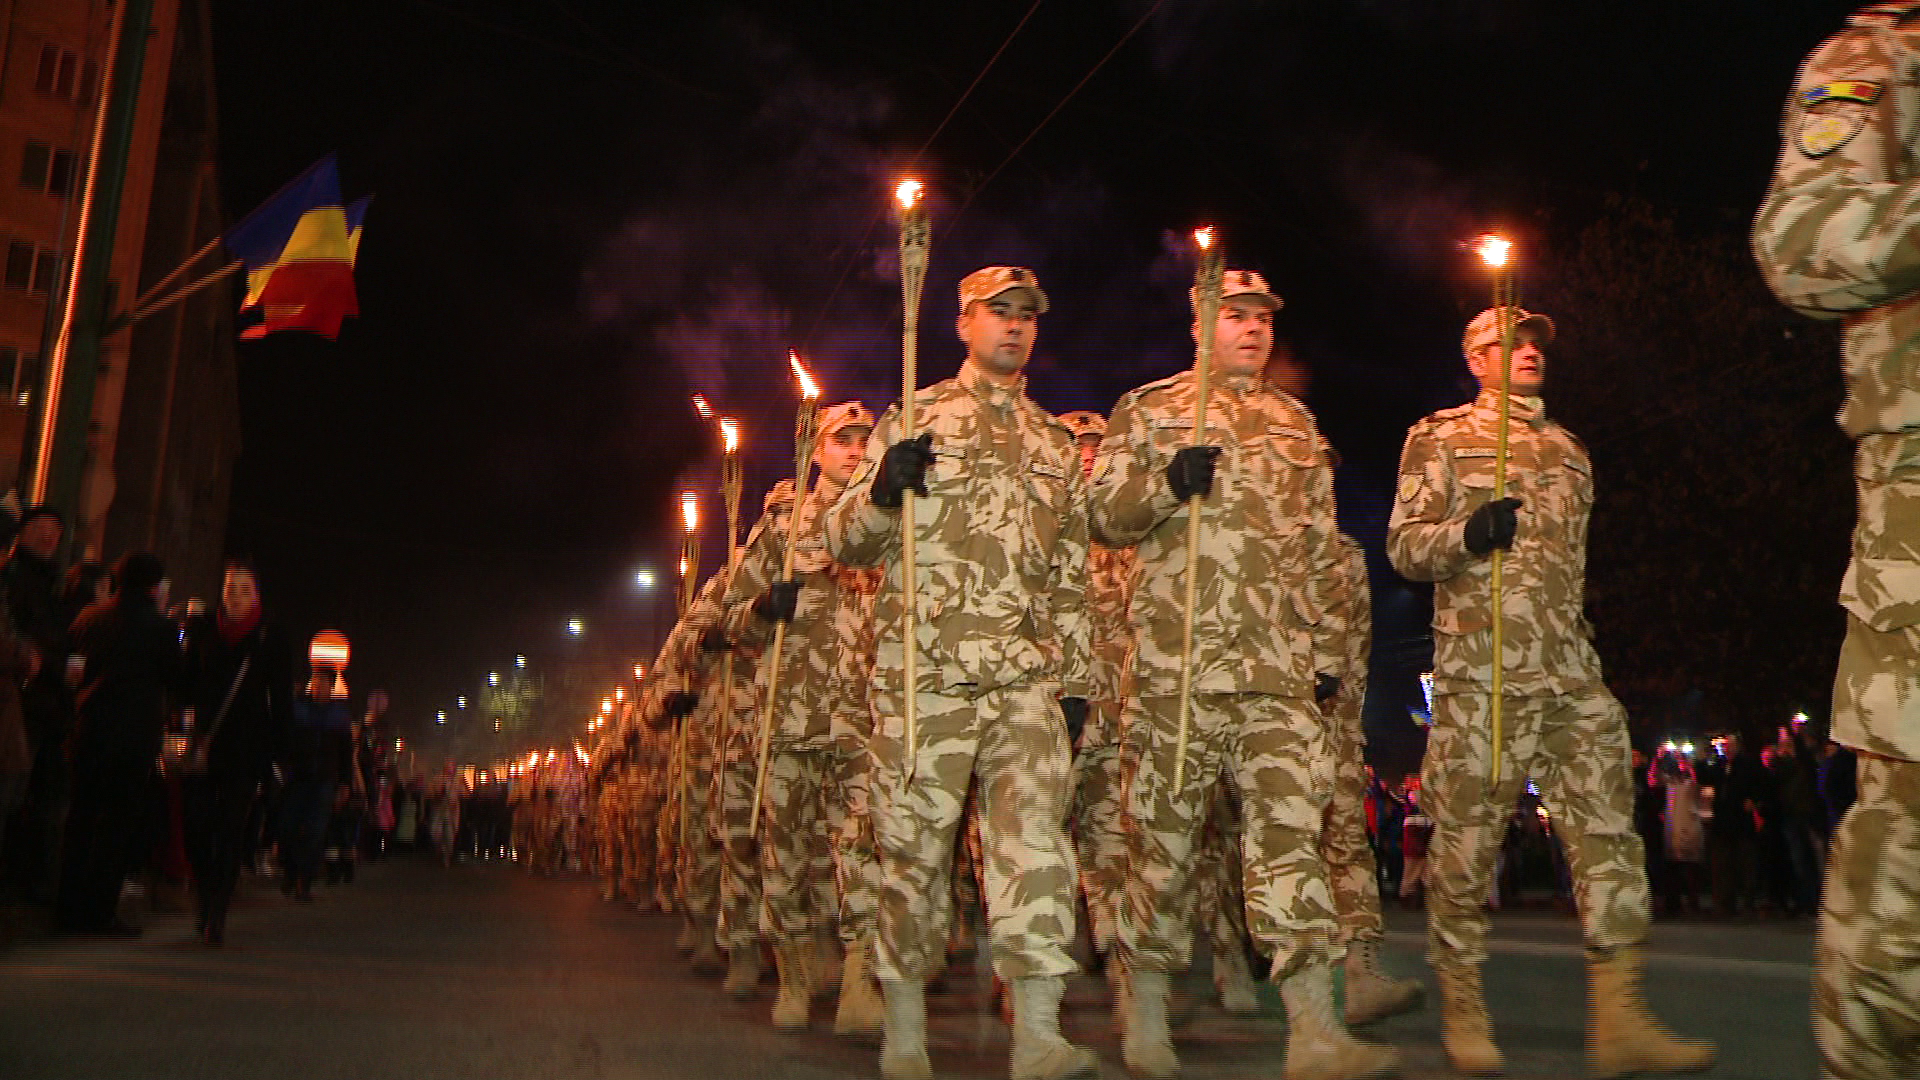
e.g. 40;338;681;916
1365;719;1858;920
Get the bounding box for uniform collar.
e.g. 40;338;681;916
958;359;1026;411
1475;388;1548;430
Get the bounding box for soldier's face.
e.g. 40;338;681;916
1198;297;1274;378
815;425;871;486
957;294;1039;376
1471;331;1546;395
1075;434;1100;479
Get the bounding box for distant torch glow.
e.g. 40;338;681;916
1193;226;1214;251
895;178;923;210
1476;234;1513;269
691;394;713;420
720;418;740;453
789;352;821;399
681;492;699;532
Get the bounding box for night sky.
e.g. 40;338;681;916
206;1;1862;761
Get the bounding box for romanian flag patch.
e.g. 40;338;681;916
1801;81;1883;108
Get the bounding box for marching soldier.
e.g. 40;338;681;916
1057;410;1138;1010
1753;7;1920;1075
825;266;1097;1080
1386;307;1713;1077
723;401;887;1034
1324;534;1425;1027
653;573;733;976
1091;269;1394;1080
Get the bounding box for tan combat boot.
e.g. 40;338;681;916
833;937;885;1038
1277;959;1400;1080
1214;946;1261;1016
1008;975;1100;1080
724;941;764;999
1436;963;1503;1075
1586;947;1715;1078
772;940;813;1031
1343;939;1424;1026
675;917;696;956
1121;967;1179;1078
880;978;933;1080
689;917;724;978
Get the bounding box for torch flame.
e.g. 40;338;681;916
691;394;713;420
720;418;740;453
895;178;924;210
1475;234;1512;269
681;491;699;532
789;351;821;399
679;556;689;576
1194;227;1214;251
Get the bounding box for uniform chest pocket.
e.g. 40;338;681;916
927;442;970;493
1259;425;1320;469
1023;460;1070;553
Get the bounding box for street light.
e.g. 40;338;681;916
435;711;447;724
514;655;527;668
567;617;585;637
456;696;468;709
487;672;500;686
634;567;657;592
633;663;646;681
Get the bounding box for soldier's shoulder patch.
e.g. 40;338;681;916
1396;473;1423;504
1798;108;1869;158
1799;80;1883;108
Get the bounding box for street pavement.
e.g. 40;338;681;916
0;859;1815;1079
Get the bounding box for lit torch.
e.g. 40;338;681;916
750;353;824;837
895;177;929;781
679;491;700;617
1172;225;1225;790
1475;232;1517;787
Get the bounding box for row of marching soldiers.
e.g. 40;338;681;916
586;265;1717;1080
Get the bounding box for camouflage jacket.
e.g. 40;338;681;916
1089;369;1341;698
1387;391;1604;697
724;475;880;747
1086;541;1137;707
824;361;1091;698
1328;534;1371;754
1753;2;1920;439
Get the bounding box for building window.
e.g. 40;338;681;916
0;349;16;394
20;142;48;192
4;243;32;290
33;45;90;104
48;149;78;197
31;250;60;295
33;46;56;94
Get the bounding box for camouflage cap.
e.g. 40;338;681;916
1191;269;1283;313
1462;306;1555;358
1058;410;1107;440
817;400;875;438
959;266;1050;314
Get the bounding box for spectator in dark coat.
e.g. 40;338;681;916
179;563;295;945
279;643;355;903
0;508;67;900
1702;733;1769;919
54;554;183;935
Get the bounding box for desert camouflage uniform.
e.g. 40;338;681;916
1387;391;1648;975
823;555;886;945
1754;8;1920;1073
659;574;731;923
1091;367;1341;978
1325;534;1384;948
825;360;1090;982
1072;531;1137;954
724;472;865;944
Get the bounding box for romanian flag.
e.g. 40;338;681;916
224;155;367;340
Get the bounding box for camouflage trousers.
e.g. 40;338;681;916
1422;689;1648;971
678;747;723;919
759;744;838;942
1325;711;1383;947
1194;773;1252;961
631;792;667;903
1119;693;1334;978
868;678;1079;981
1815;753;1920;1078
716;730;764;950
830;743;882;944
1070;710;1130;953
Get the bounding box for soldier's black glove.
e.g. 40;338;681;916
752;580;802;624
1463;497;1523;555
1059;697;1090;745
1314;673;1341;704
871;433;935;509
699;628;731;653
664;691;700;719
1166;446;1223;502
